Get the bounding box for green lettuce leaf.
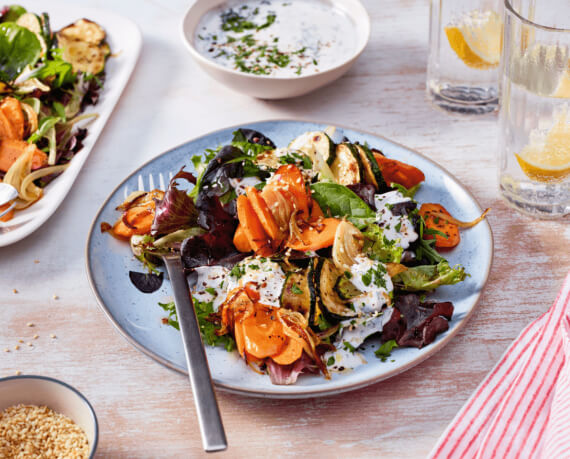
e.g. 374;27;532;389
310;182;375;229
0;22;42;82
393;261;467;292
1;5;27;23
362;224;404;263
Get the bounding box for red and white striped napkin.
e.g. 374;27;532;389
429;272;570;459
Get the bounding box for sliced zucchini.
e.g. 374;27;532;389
314;258;357;322
57;19;109;75
330;143;363;186
58;19;106;45
359;143;389;193
280;269;315;321
335;274;362;300
312;132;336;165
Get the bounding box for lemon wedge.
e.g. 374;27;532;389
445;10;503;70
516;110;570;182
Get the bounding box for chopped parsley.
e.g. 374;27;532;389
343;341;356;353
205;287;218;296
326;356;335;366
279;151;312;169
291;284;304;295
230;263;246;279
361;263;387;289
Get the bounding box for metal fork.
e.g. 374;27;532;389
0;183;18;219
137;172;227;453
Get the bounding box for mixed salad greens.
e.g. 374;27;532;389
0;5;110;221
108;127;488;385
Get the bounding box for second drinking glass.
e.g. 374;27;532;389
427;0;503;114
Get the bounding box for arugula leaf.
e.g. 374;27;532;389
0;22;42;82
390;182;421;199
375;339;398;361
362;224;403;263
310;182;376;229
393;261;467;292
414;215;445;264
32;49;75;88
158;299;236;352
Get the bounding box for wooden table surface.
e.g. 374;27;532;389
1;0;569;457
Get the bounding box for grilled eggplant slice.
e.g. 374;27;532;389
314;258;357;322
330;143;363;186
58;18;105;44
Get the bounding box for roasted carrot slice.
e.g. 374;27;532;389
0;97;24;140
309;199;324;220
0;202;14;222
374;152;425;189
240;305;286;359
286;217;341;252
123;205;155;235
419;203;460;248
0;139;48;173
236;194;272;256
246;186;285;244
271;337;303;365
0;109;18;140
266;164;310;218
111;219;135;239
233;224;252;252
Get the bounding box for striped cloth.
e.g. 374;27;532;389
429;272;570;459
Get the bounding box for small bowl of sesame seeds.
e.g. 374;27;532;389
0;375;98;458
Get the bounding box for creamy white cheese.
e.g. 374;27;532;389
374;190;418;249
190;265;230;311
226;256;286;308
228;176;262;196
325;309;394;371
349;255;393;314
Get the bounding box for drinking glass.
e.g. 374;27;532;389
427;0;503;114
498;0;570;218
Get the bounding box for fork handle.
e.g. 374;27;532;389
163;256;227;452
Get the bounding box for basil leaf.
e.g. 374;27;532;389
310;182;375;228
0;22;42;82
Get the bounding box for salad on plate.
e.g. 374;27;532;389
106;127;488;385
0;4;110;222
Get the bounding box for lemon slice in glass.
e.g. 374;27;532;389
516;110;570;182
445;10;503;70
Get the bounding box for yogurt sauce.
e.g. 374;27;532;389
194;0;357;77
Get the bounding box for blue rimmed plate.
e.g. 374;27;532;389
86;120;493;398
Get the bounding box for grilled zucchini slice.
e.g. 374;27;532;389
314;258;357;322
357;143;389;193
289;131;336;165
57;19;109;74
280;268;316;321
330;143;363;186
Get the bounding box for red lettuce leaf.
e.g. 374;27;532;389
266;352;319;385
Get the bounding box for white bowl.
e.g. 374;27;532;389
0;375;98;458
180;0;370;99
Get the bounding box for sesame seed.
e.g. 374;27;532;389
52;295;59;300
27;342;33;347
34;259;39;264
14;370;21;376
14;345;19;350
33;334;39;339
50;334;56;339
18;339;23;344
12;289;18;294
4;348;9;353
27;322;34;327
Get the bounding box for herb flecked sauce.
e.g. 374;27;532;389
194;0;357;77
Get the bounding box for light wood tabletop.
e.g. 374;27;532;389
1;0;569;457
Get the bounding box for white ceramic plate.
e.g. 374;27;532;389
86;120;494;399
180;0;370;99
0;1;141;247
